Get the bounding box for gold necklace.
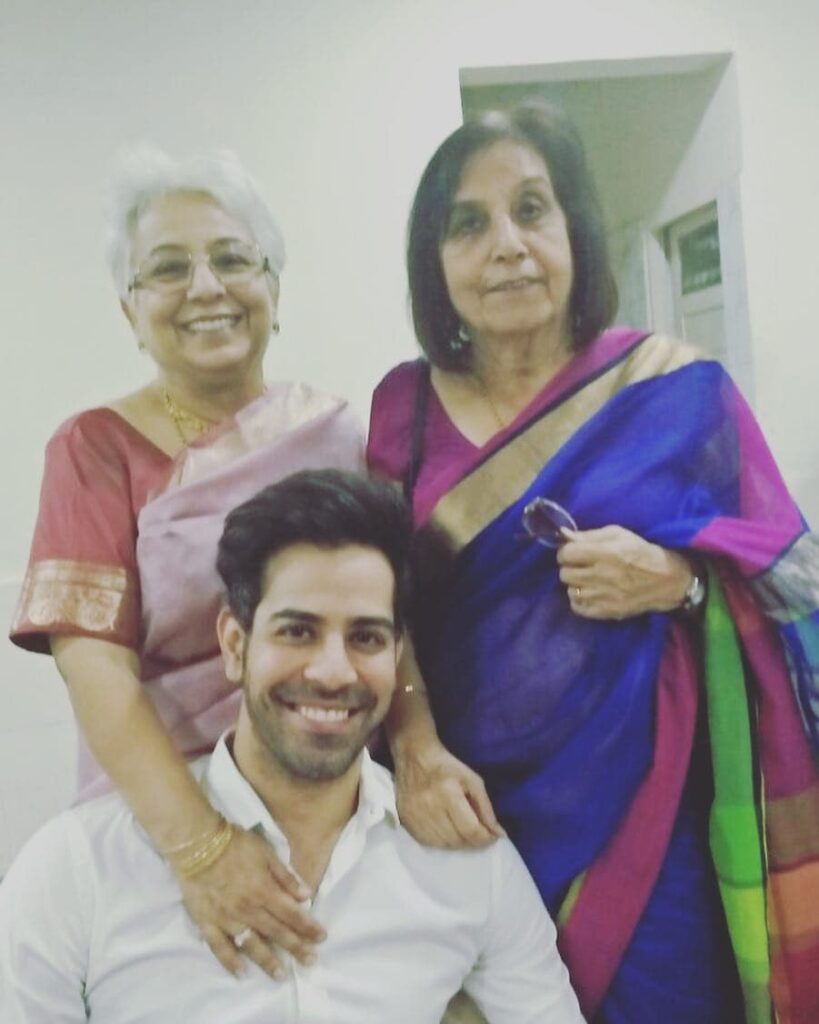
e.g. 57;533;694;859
160;387;217;445
470;369;551;475
470;370;510;434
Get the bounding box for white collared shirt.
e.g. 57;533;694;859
0;737;584;1023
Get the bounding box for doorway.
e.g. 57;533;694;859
667;202;725;360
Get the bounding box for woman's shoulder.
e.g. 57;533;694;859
46;404;170;480
267;378;352;416
636;330;708;367
257;380;366;449
372;359;427;402
48;406;138;451
594;326;723;386
367;360;428;478
369;359;428;431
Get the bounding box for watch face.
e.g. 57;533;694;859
684;575;706;611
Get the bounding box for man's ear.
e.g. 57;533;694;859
217;606;247;686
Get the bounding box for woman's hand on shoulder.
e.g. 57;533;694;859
176;826;326;978
394;739;504;849
557;525;693;620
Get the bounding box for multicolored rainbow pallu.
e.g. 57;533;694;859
374;328;819;1023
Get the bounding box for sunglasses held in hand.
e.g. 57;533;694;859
521;497;577;549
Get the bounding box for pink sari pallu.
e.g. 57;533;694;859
77;384;365;800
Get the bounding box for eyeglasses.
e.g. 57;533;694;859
521;497;577;548
128;242;271;293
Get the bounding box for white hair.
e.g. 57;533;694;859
105;144;286;297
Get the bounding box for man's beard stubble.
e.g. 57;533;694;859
243;675;380;783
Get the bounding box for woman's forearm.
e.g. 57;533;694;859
385;635;503;845
52;636;221;851
385;635;440;759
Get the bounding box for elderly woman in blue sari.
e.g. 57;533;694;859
368;105;819;1024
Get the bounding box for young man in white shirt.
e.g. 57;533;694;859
0;469;584;1024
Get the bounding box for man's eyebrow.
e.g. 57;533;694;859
350;615;396;632
269;610;320;623
267;610;395;631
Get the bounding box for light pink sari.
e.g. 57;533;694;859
78;383;365;799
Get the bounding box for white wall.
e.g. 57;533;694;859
2;0;818;871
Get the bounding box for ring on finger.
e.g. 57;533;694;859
573;586;582;602
233;926;254;949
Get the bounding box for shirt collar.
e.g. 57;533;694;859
200;733;398;850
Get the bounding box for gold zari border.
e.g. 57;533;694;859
13;558;138;637
430;334;700;553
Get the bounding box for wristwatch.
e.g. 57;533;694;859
680;572;707;614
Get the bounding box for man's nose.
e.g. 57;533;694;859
302;635;358;688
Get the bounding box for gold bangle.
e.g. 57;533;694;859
163;816;228;857
173;820;235;878
168;818;237;878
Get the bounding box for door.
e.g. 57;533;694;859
666;203;726;361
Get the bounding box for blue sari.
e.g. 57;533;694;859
368;328;819;1023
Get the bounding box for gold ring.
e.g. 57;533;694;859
233;927;254;949
573;586;582;601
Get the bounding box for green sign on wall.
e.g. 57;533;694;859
680;220;722;295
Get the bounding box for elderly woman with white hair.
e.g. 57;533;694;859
11;147;362;976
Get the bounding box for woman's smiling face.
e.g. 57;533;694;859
439;140;574;348
122;191;278;388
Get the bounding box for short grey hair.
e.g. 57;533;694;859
105;144;286;297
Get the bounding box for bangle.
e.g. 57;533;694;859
163;816;227;856
167;816;237;878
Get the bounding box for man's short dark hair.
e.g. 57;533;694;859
217;469;413;631
407;102;618;370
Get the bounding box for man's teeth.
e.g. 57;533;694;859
297;705;351;723
185;316;238;332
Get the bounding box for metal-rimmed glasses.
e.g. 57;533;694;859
127;241;271;294
521;497;577;549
